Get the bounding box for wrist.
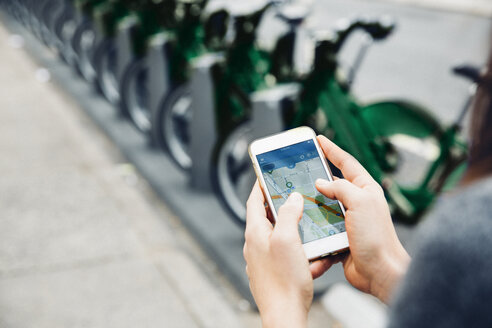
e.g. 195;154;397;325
370;244;410;304
260;297;309;328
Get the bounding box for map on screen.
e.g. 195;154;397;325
257;140;346;244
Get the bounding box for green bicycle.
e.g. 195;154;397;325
118;0;181;131
158;0;310;170
70;0;108;82
90;0;134;104
122;0;227;134
214;17;474;225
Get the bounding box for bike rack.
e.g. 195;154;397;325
148;32;172;128
249;83;300;139
189;53;224;191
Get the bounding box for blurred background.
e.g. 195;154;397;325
0;0;490;327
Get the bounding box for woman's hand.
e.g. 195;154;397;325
314;135;410;303
244;183;338;328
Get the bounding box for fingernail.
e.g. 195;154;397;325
316;178;330;186
288;192;303;203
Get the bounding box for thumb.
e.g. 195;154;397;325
315;178;360;209
274;192;304;240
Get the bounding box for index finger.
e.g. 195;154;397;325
317;135;375;188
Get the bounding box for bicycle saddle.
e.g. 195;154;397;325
452;64;482;83
356;16;396;40
276;3;309;27
326;16;396;53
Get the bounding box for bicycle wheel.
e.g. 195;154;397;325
212;121;256;226
55;8;78;66
52;2;71;54
120;57;151;133
28;0;44;41
154;84;193;170
94;38;120;105
360;100;464;222
72;19;97;82
39;0;60;48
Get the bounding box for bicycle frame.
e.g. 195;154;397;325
212;5;273;139
212;17;470;225
157;0;311;171
289;21;468;222
212;1;312;139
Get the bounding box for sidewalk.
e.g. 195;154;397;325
0;23;249;328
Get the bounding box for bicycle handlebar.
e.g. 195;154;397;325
229;1;273;44
311;16;395;72
332;17;395;52
452;64;482;84
275;3;309;27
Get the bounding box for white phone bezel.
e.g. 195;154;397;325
249;126;349;260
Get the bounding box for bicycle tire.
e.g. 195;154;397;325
212;121;256;227
94;38;120;105
72;19;97;81
52;2;72;56
154;83;192;171
360;99;464;223
120;57;151;133
39;0;60;48
55;8;78;66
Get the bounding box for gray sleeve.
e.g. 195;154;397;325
387;196;492;328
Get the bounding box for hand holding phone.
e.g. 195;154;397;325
244;181;342;328
245;129;411;318
249;126;349;259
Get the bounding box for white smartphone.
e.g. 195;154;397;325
249;126;349;260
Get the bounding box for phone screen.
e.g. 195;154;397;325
257;139;346;244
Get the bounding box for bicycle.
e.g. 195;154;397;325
2;0;73;59
156;0;309;170
88;0;136;104
120;0;212;133
69;0;109;82
213;17;476;225
52;0;83;67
